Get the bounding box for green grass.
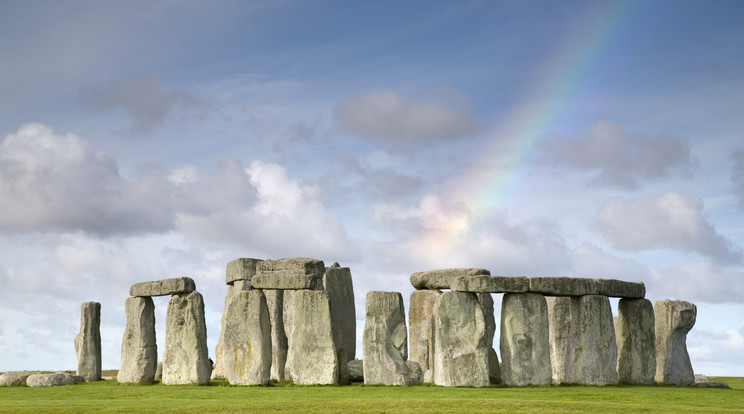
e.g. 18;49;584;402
1;378;742;413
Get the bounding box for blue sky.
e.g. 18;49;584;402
1;0;744;376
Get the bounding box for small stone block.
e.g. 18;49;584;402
226;258;262;285
129;277;195;297
528;277;598;296
452;275;529;293
410;268;490;290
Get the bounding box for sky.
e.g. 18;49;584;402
1;0;743;376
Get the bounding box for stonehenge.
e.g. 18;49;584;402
655;299;697;386
75;301;101;381
363;291;413;385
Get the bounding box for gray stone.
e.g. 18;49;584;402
453;275;529;293
408;289;441;374
163;291;211;385
348;359;364;382
0;371;38;386
26;372;85;387
500;293;551;385
363;291;414;385
154;362;162;381
410;268;490;290
213;281;252;379
595;278;645;299
226;258;262;285
616;298;656;384
487;347;502;384
655;299;696;386
695;380;730;388
286;290;339;384
222;290;272;385
264;289;288;382
252;257;325;290
119;296;157;384
75;301;101;381
324;266;357;362
476;293;501;384
130;277;196;297
547;296;572;384
281;290;297;381
406;360;423;385
528;277;598;296
433;291;490;387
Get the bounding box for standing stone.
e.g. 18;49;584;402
163;291;211;385
500;293;551;386
286;290;339;384
75;301;101;381
222;290;272;385
433;291;490;387
408;289;441;383
324;266;357;362
547;296;573;384
119;297;157;384
262;289;288;382
655;299;696;386
281;289;296;381
213;281;252;379
616;298;656;384
477;293;501;384
363;291;413;385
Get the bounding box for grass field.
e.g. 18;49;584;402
1;377;742;413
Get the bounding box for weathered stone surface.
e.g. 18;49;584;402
616;298;656;384
119;296;157;384
500;293;552;385
222;290;272;385
281;289;296;381
264;289;288;382
595;278;645;299
408;289;441;375
453;275;529;293
655;299;696;386
547;296;572;384
286;290;339;384
406;360;423;385
487;347;502;384
324;266;357;362
0;371;39;386
163;291;211;385
363;291;414;385
130;277;196;297
252;257;325;290
26;372;85;387
75;301;101;381
213;281;252;379
348;359;364;382
154;362;162;381
226;258;262;285
433;291;490;387
477;293;501;384
411;268;490;290
528;277;598;297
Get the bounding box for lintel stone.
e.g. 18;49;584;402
595;278;645;299
452;275;529;293
410;268;490;290
226;258;262;285
252;257;325;290
130;277;195;297
528;277;598;296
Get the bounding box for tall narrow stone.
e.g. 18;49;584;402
118;297;157;384
547;296;572;384
75;301;101;381
433;291;490;387
477;293;501;384
163;291;211;385
222;290;272;385
281;289;296;381
324;265;357;362
363;291;413;385
408;289;441;382
616;298;656;384
286;290;339;384
500;293;551;385
655;299;696;386
264;289;288;381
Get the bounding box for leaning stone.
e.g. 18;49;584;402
569;295;618;385
453;275;529;293
433;291;490;387
596;279;645;299
616;298;656;384
410;268;490;290
163;291;211;385
348;359;364;382
324;266;357;362
264;289;288;382
75;301;101;381
26;372;85;387
529;277;598;296
130;277;196;297
500;293;552;385
408;289;441;374
119;296;157;384
222;290;272;385
655;299;696;386
363;291;413;385
252;257;325;290
286;290;339;384
226;258;262;285
0;371;39;386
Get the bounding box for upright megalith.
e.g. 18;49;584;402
500;293;551;385
286;290;339;384
324;265;357;362
252;257;325;290
410;268;490;290
75;301;101;381
163;291;211;385
433;291;490;387
547;296;572;384
119;297;157;384
264;289;288;382
655;299;696;386
616;298;656;384
222;290;272;385
477;293;501;384
408;289;441;382
363;291;413;385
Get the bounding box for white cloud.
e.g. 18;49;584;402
542;120;697;190
334;88;477;145
648;261;744;304
597;192;742;265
